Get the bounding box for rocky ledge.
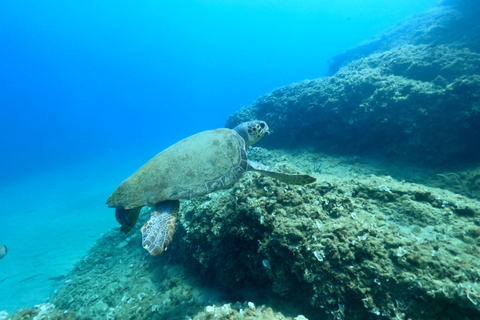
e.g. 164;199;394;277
226;1;480;168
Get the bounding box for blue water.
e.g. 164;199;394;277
0;0;436;314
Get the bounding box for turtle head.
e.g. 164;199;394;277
233;120;269;148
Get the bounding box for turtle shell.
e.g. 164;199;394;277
107;128;248;210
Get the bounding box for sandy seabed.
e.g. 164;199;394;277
0;151;149;314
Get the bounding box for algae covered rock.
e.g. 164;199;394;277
172;149;480;319
4;303;80;320
226;2;480;167
327;1;480;74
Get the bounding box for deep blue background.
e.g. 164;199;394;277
0;0;437;183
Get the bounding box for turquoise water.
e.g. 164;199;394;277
0;0;437;314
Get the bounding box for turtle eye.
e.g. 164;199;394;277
259;122;265;129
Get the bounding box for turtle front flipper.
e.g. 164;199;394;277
141;200;180;256
248;160;316;185
116;207;142;234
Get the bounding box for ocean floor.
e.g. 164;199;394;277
0;148;156;314
2;147;480;319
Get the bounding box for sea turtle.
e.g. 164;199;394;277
107;120;316;255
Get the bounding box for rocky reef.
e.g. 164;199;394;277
326;0;480;75
226;0;480;168
4;148;480;320
172;148;480;319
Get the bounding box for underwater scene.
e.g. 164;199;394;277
1;0;480;319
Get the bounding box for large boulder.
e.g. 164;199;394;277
226;2;480;168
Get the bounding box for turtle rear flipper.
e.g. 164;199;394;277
248;160;316;185
141;200;180;255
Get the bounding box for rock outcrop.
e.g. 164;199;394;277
226;1;480;168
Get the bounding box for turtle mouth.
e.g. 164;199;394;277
260;122;270;135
